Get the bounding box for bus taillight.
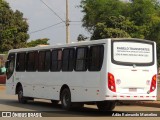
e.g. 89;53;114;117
150;74;157;93
108;73;116;92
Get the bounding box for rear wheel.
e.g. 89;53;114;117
17;86;27;104
96;101;116;111
60;88;71;110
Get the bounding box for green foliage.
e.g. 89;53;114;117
81;0;160;65
77;34;88;41
81;0;126;32
157;41;160;67
0;0;29;53
27;38;49;47
80;0;160;40
91;16;134;39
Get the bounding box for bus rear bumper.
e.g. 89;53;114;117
105;95;157;101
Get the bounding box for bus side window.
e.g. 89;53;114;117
38;51;45;71
34;51;39;71
62;48;75;71
68;48;75;71
26;51;38;71
38;50;51;72
26;52;35;71
88;45;104;71
75;47;88;71
57;50;62;70
44;50;51;71
51;49;62;71
16;53;26;72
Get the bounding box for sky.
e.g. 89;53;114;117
5;0;90;45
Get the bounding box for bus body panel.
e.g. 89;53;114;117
13;72;103;102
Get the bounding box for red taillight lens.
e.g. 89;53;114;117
108;73;116;92
150;74;157;93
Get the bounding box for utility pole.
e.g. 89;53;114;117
66;0;70;44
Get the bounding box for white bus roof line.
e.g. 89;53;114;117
9;38;154;53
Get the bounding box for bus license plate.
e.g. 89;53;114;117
129;88;137;92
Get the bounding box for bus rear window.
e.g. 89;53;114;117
111;40;154;66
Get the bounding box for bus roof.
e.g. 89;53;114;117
8;38;154;53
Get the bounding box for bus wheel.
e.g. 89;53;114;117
60;88;71;110
96;101;116;111
18;86;27;104
51;100;59;105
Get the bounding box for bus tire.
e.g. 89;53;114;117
96;101;116;111
60;88;71;110
18;86;27;104
51;100;59;105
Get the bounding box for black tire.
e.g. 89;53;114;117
51;100;59;105
17;86;27;104
60;88;71;110
96;101;116;111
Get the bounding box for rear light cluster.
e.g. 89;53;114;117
150;74;157;93
108;73;116;92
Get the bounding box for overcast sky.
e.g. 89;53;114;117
6;0;90;45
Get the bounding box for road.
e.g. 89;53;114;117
0;86;160;120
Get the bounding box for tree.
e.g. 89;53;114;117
80;0;127;32
91;16;134;40
80;0;160;40
77;34;88;41
81;0;160;65
0;0;29;53
128;0;160;39
27;38;49;47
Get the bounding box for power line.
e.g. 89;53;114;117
29;22;82;35
40;0;65;23
29;22;64;34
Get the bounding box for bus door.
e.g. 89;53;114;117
6;53;16;94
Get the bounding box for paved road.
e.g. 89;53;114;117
0;87;160;120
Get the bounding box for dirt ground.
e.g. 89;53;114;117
0;85;5;90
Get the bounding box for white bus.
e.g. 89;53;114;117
5;38;157;111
